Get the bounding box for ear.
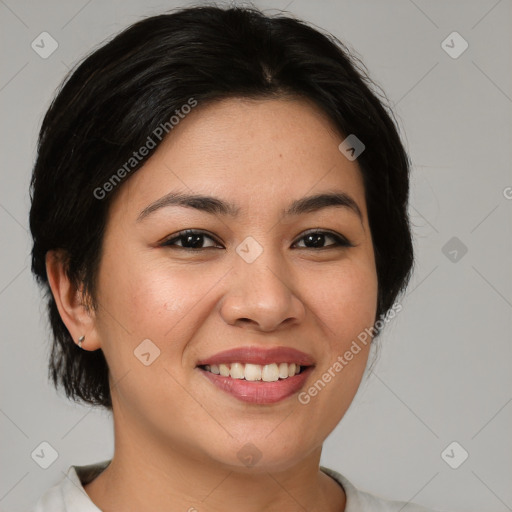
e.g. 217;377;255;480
45;249;101;351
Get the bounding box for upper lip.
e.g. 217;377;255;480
196;346;316;367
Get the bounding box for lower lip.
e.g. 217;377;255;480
198;367;314;404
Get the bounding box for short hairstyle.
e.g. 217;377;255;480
29;5;414;410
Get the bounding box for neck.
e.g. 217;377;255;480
83;417;346;512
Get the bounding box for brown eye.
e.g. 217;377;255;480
161;230;222;250
293;230;353;249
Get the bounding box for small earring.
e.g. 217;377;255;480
78;335;85;349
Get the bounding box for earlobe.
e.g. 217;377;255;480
45;250;101;351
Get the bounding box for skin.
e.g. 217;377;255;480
46;96;378;512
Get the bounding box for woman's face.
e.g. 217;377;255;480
92;97;378;472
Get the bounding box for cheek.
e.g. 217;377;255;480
288;262;377;447
98;253;220;346
305;259;378;343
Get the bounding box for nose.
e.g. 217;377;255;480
219;246;306;332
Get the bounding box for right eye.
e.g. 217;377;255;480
160;229;223;250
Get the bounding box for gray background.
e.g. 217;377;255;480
1;0;511;511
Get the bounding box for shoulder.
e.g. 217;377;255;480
321;466;445;512
30;460;110;512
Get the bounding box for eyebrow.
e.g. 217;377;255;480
137;190;363;222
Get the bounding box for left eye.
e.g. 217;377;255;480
292;230;352;249
161;229;352;250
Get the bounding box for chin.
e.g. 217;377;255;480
202;433;318;474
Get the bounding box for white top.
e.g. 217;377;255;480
31;459;442;511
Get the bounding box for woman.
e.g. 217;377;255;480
29;5;442;511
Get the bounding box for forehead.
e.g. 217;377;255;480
111;97;367;220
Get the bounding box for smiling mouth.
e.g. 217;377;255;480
198;362;307;382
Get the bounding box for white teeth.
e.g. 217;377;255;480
230;362;245;379
262;363;279;382
219;363;230;377
244;364;262;381
204;362;303;381
278;362;289;379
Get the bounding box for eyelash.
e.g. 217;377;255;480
160;229;354;251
